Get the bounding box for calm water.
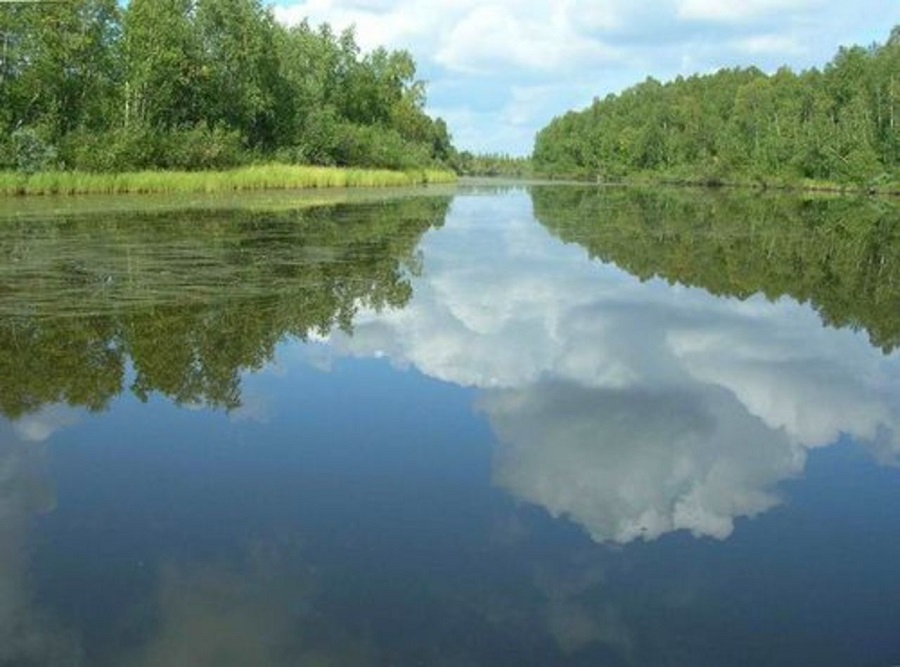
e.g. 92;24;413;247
1;185;899;666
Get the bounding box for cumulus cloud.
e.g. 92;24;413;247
273;0;625;71
272;0;898;153
317;191;900;543
432;4;621;74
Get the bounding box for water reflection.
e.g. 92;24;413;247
1;416;82;665
328;188;900;542
0;187;898;665
0;196;450;415
532;186;900;352
119;553;360;667
0;195;459;666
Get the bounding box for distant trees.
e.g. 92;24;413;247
0;0;454;172
451;152;532;177
533;27;900;187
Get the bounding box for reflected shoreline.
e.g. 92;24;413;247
531;185;900;353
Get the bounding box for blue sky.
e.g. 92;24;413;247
273;1;900;156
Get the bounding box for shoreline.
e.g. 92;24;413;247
531;172;900;197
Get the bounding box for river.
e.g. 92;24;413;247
1;183;898;666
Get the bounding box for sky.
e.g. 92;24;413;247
271;0;900;155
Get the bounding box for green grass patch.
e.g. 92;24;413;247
0;164;457;196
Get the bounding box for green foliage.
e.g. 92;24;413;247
122;0;205;131
0;0;455;175
59;123;245;171
331;123;431;170
0;0;122;137
533;27;900;189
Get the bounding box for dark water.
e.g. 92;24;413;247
1;186;899;666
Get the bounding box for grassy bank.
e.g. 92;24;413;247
0;183;459;222
0;164;457;196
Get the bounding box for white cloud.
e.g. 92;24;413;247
501;84;593;129
675;0;822;23
669;322;898;448
310;191;900;543
273;0;624;70
433;4;620;74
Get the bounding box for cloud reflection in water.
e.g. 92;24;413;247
323;193;900;543
0;415;82;665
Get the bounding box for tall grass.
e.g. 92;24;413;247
0;164;457;196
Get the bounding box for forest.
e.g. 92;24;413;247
0;0;454;173
533;27;900;189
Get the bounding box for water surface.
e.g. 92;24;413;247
1;186;899;666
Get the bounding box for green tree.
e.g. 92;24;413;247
193;0;282;149
0;0;120;165
122;0;203;130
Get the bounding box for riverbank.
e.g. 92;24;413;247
0;164;457;196
626;172;900;196
533;170;900;196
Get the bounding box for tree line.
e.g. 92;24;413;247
0;0;455;173
451;151;533;177
533;27;900;188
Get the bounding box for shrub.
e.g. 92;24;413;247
158;124;245;170
332;123;430;170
